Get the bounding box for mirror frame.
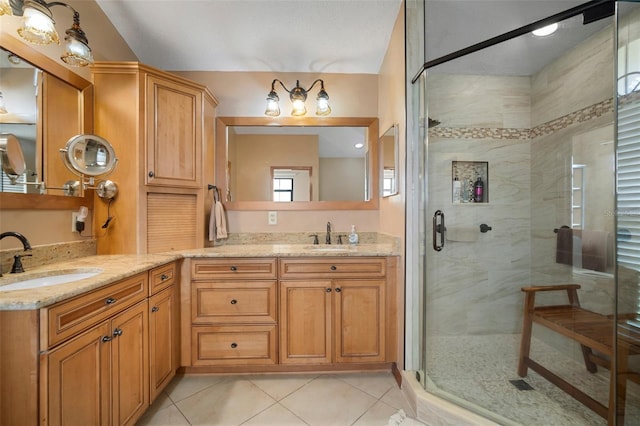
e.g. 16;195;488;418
216;116;379;210
0;34;93;210
380;123;399;197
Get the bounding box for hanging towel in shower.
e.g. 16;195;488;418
555;227;573;266
445;227;478;242
581;230;609;272
208;197;228;241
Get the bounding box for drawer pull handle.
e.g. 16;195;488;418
160;273;169;281
230;266;237;271
330;265;337;271
148;171;155;178
326;288;332;293
102;336;112;343
151;306;159;312
231;343;238;348
105;297;117;305
335;287;342;293
113;328;123;337
230;299;238;305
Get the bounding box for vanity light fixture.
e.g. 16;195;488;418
265;79;331;117
1;0;94;67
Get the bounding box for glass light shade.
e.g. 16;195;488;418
61;36;93;66
291;99;307;116
532;23;558;37
0;92;7;114
265;90;280;116
18;5;59;45
316;90;331;116
0;0;13;16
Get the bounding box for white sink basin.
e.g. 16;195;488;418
0;269;103;291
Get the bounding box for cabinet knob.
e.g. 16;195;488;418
113;328;123;337
231;343;238;348
335;287;342;293
326;288;332;293
102;336;112;343
148;171;155;178
330;265;337;271
160;273;169;281
151;306;159;312
230;299;237;305
230;266;237;271
105;297;117;305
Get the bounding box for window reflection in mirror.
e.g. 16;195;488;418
0;47;39;194
381;123;398;197
228;126;368;202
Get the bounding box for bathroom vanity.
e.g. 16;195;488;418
0;243;400;425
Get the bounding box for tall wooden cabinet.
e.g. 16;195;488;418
91;62;217;254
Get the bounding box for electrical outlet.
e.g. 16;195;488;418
71;212;79;232
268;211;277;225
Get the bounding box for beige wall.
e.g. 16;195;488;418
377;7;406;241
318;158;365;201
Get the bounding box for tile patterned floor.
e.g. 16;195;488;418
137;372;416;426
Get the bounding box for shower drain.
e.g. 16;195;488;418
509;379;534;390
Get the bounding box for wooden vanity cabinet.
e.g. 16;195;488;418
279;258;387;365
189;258;278;366
41;273;150;426
148;262;180;402
92;62;217;254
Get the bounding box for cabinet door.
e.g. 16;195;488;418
46;322;111;426
280;280;332;364
334;280;386;363
146;75;202;187
149;286;178;402
111;301;149;426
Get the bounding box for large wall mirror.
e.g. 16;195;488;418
216;117;379;210
0;35;93;209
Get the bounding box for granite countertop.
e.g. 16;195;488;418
0;243;399;311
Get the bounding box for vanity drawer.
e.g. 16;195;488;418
43;273;148;348
192;258;277;280
192;325;277;365
279;257;386;279
149;261;176;295
192;281;277;324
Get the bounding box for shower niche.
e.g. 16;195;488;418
452;161;488;203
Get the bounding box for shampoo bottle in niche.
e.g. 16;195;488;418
348;225;359;245
473;176;484;202
452;176;461;203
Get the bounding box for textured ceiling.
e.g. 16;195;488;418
95;0;403;74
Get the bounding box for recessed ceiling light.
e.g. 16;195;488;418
354;143;364;149
532;23;558;37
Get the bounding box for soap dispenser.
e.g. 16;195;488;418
348;225;359;245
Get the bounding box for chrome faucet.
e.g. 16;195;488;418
326;222;331;245
0;232;32;276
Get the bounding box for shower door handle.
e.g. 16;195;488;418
433;210;445;251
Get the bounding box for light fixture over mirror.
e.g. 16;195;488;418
0;0;94;67
265;79;331;117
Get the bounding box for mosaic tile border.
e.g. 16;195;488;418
429;98;614;140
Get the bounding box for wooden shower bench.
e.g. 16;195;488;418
518;284;640;425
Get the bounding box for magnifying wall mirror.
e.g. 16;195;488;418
381;123;399;197
60;134;118;199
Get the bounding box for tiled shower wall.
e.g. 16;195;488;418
425;18;616;336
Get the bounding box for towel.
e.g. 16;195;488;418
445;227;478;242
208;198;228;241
555;226;573;266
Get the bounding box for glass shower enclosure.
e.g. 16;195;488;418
409;1;640;424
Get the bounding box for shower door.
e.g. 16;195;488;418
417;2;628;424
